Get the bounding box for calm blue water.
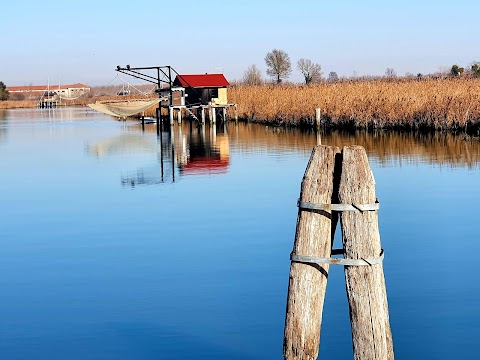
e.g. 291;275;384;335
1;108;479;359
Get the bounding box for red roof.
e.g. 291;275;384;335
6;83;90;92
173;74;229;88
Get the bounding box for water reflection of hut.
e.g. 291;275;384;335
179;133;229;175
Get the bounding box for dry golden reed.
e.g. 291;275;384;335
228;77;480;131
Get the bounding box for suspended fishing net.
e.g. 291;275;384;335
58;93;85;100
88;98;162;118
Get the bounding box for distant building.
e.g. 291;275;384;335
172;74;230;106
6;83;91;99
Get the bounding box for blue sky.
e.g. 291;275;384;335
2;0;479;86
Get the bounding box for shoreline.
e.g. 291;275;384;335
2;77;480;135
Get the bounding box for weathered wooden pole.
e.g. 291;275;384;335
315;108;321;128
201;107;206;124
283;145;341;360
177;108;182;124
338;146;394;360
316;108;322;145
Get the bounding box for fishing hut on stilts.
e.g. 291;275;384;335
113;65;238;131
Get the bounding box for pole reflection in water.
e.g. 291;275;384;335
86;122;230;188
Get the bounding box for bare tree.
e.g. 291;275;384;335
265;49;291;83
385;68;397;78
242;64;263;85
328;71;339;82
297;59;322;84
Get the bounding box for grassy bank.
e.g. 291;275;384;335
228;77;480;133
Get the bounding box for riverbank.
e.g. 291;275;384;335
0;94;154;110
3;77;480;134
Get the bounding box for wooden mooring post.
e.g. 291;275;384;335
315;108;322;146
283;145;393;360
315;108;321;129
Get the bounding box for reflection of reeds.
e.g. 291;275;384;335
228;123;480;168
228;78;480;132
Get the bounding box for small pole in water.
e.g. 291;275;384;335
201;107;206;124
316;108;322;145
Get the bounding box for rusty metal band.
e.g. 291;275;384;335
290;249;384;266
297;200;380;212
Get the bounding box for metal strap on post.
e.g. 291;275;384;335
293;199;383;266
291;249;384;267
298;200;380;213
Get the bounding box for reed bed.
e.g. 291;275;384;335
228;77;480;133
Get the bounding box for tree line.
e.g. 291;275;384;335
242;49;480;85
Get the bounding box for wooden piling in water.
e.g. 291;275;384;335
283;145;341;360
284;145;393;360
338;146;394;360
315;108;321;129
